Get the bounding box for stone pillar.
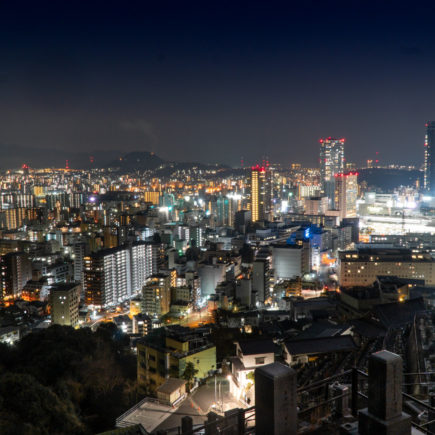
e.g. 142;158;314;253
205;411;220;435
181;415;193;434
358;350;411;435
255;362;297;435
222;408;243;435
330;383;350;417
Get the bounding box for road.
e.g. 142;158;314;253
87;308;130;331
180;307;214;328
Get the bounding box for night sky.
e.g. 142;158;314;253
1;1;435;167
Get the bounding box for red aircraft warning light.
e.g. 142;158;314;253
251;164;266;172
335;172;359;178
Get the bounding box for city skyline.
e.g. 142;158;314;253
1;2;435;434
1;2;435;166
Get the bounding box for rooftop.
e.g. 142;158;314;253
115;398;177;433
374;297;426;328
238;338;277;355
156;378;186;395
284;335;357;356
50;282;80;292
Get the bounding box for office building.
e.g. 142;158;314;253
272;243;310;280
319;137;345;206
216;195;234;226
304;196;329;215
50;282;80;327
339;248;435;286
424;121;435;193
251;165;267;222
335;172;358;219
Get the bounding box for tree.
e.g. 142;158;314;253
0;372;85;435
0;324;137;434
246;371;255;391
182;362;198;391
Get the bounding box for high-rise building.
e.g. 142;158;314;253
216;195;234;226
424;121;435;193
84;241;154;307
73;243;85;289
50;283;80;327
252;259;270;303
147;241;165;274
0;252;32;301
319;137;345;207
234;210;251;233
130;242;153;293
335;172;358;219
84;247;132;307
251;165;267;222
0;207;39;230
189;225;203;248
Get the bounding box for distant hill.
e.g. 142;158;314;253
0;144;230;173
105;151;230;174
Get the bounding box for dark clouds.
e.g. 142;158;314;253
0;1;435;166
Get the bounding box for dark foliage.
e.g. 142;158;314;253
0;324;137;434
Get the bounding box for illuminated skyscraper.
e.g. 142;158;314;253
424;121;435;193
319;137;345;207
335;172;358;219
251;165;267;222
216;195;233;226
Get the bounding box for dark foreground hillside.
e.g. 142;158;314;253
0;324;137;435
